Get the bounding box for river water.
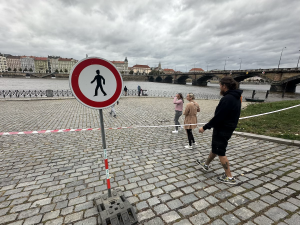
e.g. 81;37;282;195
0;77;299;102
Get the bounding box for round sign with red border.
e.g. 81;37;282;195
69;57;123;109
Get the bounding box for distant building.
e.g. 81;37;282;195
58;58;78;73
132;64;151;75
6;56;21;71
21;56;35;72
189;68;204;72
48;56;60;73
153;62;163;72
0;54;8;72
111;57;128;74
163;68;175;74
34;57;48;73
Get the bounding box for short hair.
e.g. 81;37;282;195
187;93;195;100
220;76;238;90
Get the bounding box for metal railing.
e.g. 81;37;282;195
0;89;222;100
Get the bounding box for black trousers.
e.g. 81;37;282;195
186;129;195;146
95;84;106;96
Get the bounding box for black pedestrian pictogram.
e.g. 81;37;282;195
91;70;107;96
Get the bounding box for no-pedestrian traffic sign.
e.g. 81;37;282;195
69;57;123;109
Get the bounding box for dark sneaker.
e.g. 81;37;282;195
196;159;209;171
217;174;236;185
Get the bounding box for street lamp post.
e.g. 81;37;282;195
224;57;229;71
278;47;286;69
297;50;300;69
239;58;242;70
206;62;209;71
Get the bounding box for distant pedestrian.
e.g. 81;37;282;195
183;93;200;149
124;86;128;96
172;93;184;134
197;76;243;185
138;85;141;96
110;101;119;118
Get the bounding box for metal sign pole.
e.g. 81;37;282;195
99;109;112;198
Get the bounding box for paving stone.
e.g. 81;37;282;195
10;203;31;213
222;214;241;225
205;196;219;204
278;202;298;212
64;211;84;223
161;211;181;223
228;195;248;206
228;186;245;194
207;206;226;218
284;213;300;225
136;201;149;211
18;208;40;219
189;212;210;225
193;199;210;211
214;190;232;200
74;217;97;225
144;217;164;225
173;219;192;225
261;195;279;204
23;215;42;225
233;207;255;221
137;209;155;222
254;215;274;225
288;183;300;191
167;199;183;210
180;194;198;204
154;204;169;215
178;206;196;216
44;217;63;225
0;213;18;224
264;207;288;222
247;200;269;212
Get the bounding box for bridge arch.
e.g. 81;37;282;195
232;73;272;83
279;74;300;93
195;74;218;86
174;75;193;85
163;76;173;83
155;76;162;82
148;76;154;82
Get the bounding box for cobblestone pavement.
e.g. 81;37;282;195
1;98;300;225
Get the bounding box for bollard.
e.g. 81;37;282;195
46;90;54;97
251;90;256;99
265;90;269;99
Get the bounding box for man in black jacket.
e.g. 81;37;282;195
197;76;243;184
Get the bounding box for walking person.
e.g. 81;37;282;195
172;93;184;134
138;85;141;96
91;70;107;96
109;101;119;118
183;93;200;149
197;76;243;184
124;86;128;96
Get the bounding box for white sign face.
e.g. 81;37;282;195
69;57;123;109
78;65;117;102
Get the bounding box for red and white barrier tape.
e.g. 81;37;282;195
1;104;299;136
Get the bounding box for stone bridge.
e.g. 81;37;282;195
146;68;300;93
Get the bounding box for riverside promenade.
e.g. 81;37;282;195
1;97;300;225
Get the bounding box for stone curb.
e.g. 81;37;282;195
234;131;300;147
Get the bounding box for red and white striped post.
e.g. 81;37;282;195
99;109;111;197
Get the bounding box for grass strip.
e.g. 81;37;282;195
236;100;300;140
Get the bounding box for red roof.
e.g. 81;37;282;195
133;65;150;68
163;69;175;72
189;68;204;71
59;58;72;61
35;57;48;61
111;61;124;64
6;56;21;59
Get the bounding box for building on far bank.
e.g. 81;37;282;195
6;56;21;71
0;54;8;72
163;68;175;74
132;64;151;75
34;57;48;73
189;68;204;72
58;58;78;73
48;56;60;73
21;56;35;72
111;57;128;74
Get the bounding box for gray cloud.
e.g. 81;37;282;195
0;0;299;71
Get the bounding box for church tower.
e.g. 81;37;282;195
158;62;161;69
124;57;128;73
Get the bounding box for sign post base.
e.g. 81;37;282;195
94;189;138;225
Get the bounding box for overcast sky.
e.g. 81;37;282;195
0;0;299;71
